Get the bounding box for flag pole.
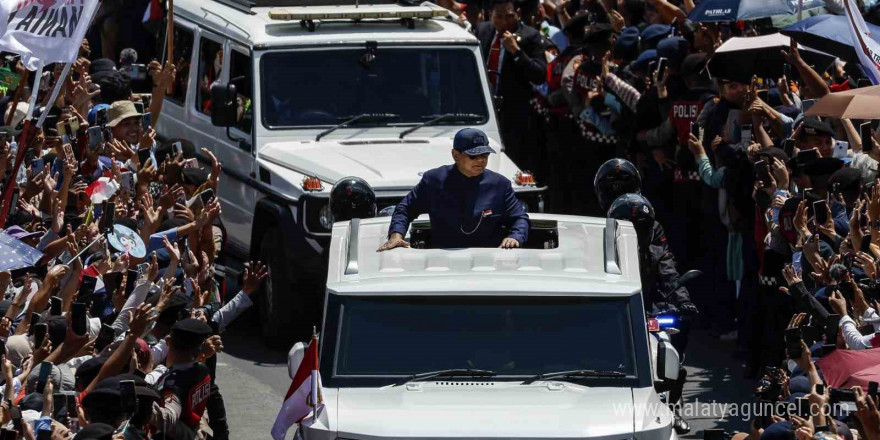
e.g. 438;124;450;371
36;62;72;129
311;326;318;415
0;61;44;228
24;63;42;118
166;0;174;64
4;68;26;126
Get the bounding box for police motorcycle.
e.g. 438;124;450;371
648;269;702;436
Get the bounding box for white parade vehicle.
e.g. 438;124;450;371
156;0;545;343
287;214;681;440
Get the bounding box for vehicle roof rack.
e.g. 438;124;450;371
213;0;399;13
267;2;448;21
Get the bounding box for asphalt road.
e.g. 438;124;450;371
213;306;758;440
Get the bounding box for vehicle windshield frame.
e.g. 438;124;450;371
258;46;491;130
319;292;652;389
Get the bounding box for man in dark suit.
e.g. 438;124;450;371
475;0;547;167
379;128;530;251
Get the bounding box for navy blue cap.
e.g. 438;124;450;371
615;26;640;61
657;37;689;69
73;423;115;440
788;375;811;394
760;421;795;440
171;318;212;351
19;392;43;412
640;24;671;49
632;49;658;72
800;116;835;138
833;419;854;440
453;128;496;156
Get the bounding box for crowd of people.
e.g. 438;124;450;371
0;8;277;436
0;0;879;436
433;0;880;438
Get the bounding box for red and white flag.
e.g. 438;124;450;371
85;177;119;204
844;0;880;84
271;335;322;440
142;0;163;24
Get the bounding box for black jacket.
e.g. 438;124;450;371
389;165;530;248
640;221;692;311
475;22;546;118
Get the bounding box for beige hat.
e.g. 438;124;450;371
105;100;141;127
3;102;27;128
5;334;30;368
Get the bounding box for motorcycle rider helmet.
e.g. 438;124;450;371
594;158;642;212
329;176;377;222
607;193;655;236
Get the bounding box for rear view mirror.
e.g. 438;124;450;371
210;83;238;127
656;339;680;382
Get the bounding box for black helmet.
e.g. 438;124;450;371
329;177;377;222
594;158;642;211
607;193;655;232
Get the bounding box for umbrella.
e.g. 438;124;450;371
782;14;880;64
688;0;825;22
770;7;829;29
708;33;836;84
845;363;880;389
814;347;880;388
804;85;880;119
0;233;42;272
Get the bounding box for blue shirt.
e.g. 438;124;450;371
389;165;530;248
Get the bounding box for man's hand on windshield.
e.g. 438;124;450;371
377;233;410;252
500;237;520;249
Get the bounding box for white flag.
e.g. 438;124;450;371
844;0;880;84
0;0;100;70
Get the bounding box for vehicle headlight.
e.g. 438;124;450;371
319;204;334;229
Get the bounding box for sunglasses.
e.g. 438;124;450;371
465;153;490;160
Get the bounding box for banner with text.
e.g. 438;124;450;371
0;0;100;70
844;0;880;84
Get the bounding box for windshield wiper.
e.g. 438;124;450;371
522;369;627;385
315;113;400;141
394;368;496;386
398;113;484;139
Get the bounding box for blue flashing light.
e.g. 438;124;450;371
656;316;676;327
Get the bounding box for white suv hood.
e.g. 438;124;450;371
334;383;634;438
258;137;515;190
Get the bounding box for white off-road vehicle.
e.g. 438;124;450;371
156;0;545;342
286;215;682;440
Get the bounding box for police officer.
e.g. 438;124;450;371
606;193;697;315
154;318;214;438
595;160;698;317
379;128;530;251
607;193;695;435
330;176;378;222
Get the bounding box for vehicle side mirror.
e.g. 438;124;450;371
656;339;680;382
210;83;238;127
287;341;306;379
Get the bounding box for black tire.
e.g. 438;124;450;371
258;228;313;348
